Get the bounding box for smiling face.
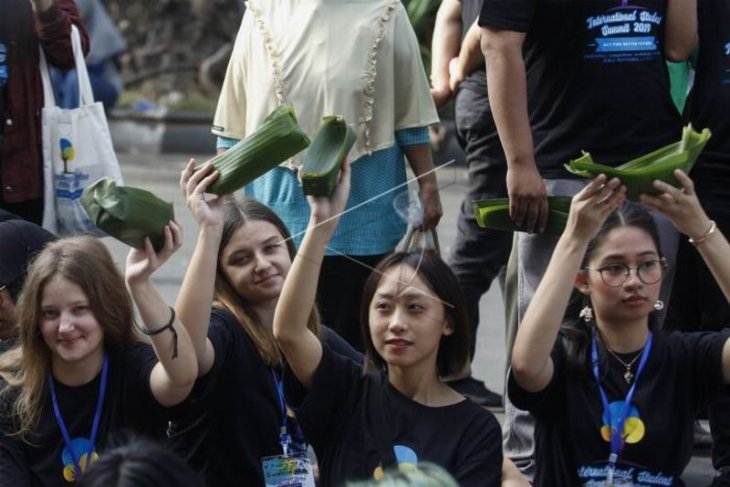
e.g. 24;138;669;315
219;219;292;306
40;275;104;373
577;226;663;328
368;264;454;372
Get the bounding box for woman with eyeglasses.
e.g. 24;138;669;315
509;170;730;486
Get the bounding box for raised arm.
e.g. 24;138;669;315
512;176;626;392
640;170;730;381
430;0;462;108
273;161;351;388
125;223;198;407
175;160;225;376
481;26;547;234
664;0;697;61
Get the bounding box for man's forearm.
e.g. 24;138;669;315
482;29;535;169
664;0;697;61
457;20;485;80
431;0;462;91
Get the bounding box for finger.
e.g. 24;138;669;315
604;184;627;210
639;192;664;211
169;220;183;249
198;170;220;194
537;196;549;234
180;158;197;190
187;160;214;193
524;201;540;234
673;169;695;195
576;174;608;201
510;197;526;228
144;236;157;267
595;178;622;205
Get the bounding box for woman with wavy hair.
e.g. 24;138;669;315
0;227;197;486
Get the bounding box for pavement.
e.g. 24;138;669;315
105;148;715;485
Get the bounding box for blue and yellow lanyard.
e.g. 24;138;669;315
591;330;653;485
48;354;109;478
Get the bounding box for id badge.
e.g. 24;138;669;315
262;451;315;487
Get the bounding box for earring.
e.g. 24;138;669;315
654;300;664;311
579;305;594;322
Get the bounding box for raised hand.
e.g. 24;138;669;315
639;169;713;241
305;158;352;235
565;175;626;242
125;221;183;286
179;158;228;229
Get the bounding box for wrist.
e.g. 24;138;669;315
689;220;716;246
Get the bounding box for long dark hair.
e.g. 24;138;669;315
359;252;470;378
561;202;664;380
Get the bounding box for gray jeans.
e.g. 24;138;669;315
502;178;679;479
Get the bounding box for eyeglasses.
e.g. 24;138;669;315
0;285;6;306
584;259;667;287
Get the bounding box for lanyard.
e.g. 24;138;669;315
271;369;291;457
591;330;652;485
48;354;109;478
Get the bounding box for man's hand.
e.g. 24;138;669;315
431;87;453;109
506;164;548;234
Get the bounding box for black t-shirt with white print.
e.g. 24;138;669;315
509;330;730;486
284;344;503;487
0;342;168;487
479;0;682;179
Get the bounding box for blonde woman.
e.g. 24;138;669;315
0;228;197;486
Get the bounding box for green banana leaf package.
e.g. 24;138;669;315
80;177;174;251
564;124;712;201
300;115;357;196
473;196;573;236
201;103;310;195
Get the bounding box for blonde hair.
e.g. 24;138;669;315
0;236;136;440
217;199;319;366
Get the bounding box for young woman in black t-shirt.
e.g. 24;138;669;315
272;160;524;486
0;229;198;486
175;160;360;485
509;171;730;486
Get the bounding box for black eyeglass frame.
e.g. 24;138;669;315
582;259;668;288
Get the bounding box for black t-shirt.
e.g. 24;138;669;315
0;342;169;487
509;330;730;486
284;345;503;487
169;307;362;487
479;0;682;178
688;0;730;186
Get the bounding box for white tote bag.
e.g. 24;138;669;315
39;25;123;235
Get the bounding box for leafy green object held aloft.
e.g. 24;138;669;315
473;196;573;236
301;116;357;196
81;177;174;251
564;125;712;201
203;104;310;195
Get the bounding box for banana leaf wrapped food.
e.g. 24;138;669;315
564;125;711;201
202;104;310;195
473;196;573;236
80;177;174;251
300;116;357;196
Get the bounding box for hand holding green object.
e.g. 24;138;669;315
473;196;573;236
80;177;175;251
300;116;356;196
564;125;711;201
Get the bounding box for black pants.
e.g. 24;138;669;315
449;86;512;361
665;182;730;469
317;253;387;353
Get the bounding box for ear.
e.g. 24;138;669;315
442;318;455;337
574;271;590;295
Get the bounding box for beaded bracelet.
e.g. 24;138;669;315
137;306;178;359
689;220;717;246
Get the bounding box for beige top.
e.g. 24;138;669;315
212;0;439;167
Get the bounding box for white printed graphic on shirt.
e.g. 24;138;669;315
584;3;663;65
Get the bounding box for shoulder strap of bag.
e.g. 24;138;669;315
368;375;398;469
38;24;94;108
